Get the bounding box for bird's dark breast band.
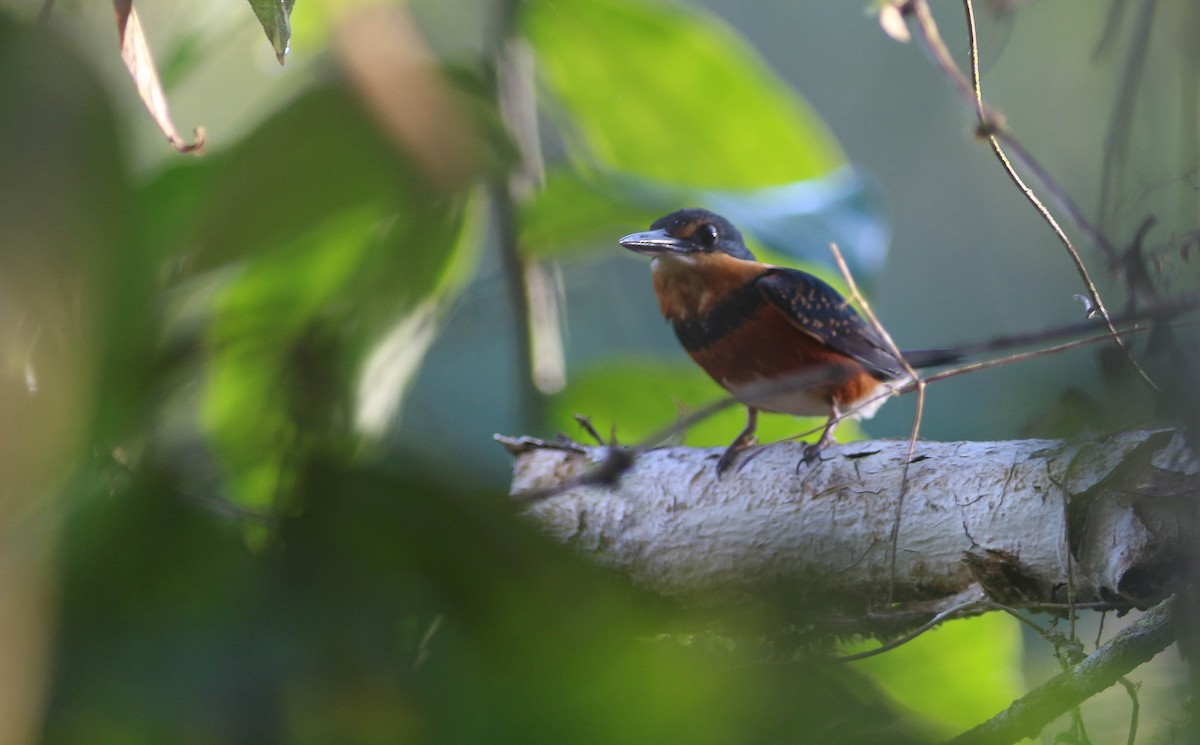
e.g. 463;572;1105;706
669;280;767;353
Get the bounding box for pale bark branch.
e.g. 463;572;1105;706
500;429;1197;632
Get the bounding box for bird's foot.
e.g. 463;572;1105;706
716;435;757;477
797;432;836;471
801;441;825;466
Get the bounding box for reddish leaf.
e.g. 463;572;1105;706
113;0;205;154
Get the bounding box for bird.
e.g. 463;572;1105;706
620;208;958;474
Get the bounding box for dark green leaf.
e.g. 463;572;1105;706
247;0;295;64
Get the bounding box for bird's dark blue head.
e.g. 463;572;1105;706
619;208;757;261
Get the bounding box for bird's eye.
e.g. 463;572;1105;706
696;223;719;247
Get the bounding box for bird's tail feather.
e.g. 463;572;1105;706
900;348;963;368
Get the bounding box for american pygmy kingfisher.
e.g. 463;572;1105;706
620;208;958;474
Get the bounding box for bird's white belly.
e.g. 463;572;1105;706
727;375;903;420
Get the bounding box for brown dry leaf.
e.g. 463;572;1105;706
113;0;205;153
333;6;481;190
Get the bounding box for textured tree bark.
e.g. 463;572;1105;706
500;429;1196;630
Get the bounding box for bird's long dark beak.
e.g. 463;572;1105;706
619;228;694;256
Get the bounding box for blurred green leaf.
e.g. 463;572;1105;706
158;26;210;92
201;208;381;515
49;457;935;744
518;0;880;275
847;613;1025;736
524;0;844;187
134;84;481;518
521;167;889;278
197;198;475;517
247;0;295;64
519;169;671;260
142;86;426;274
553;360;864;449
0;15;153;448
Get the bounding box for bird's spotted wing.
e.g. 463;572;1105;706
756;268;905;380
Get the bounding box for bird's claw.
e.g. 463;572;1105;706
797;436;833;472
716;436;757;477
801;442;824;465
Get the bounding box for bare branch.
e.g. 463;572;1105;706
943;599;1173;745
505;430;1194;630
489;2;551;427
504;310;1195;507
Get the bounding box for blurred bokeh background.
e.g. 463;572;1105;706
0;0;1195;742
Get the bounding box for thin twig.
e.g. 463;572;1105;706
1097;0;1158;240
780;319;1177;449
506;444;635;505
833;595;987;663
944;598;1175;745
908;0;1156;391
639;395;742;450
828;243;922;604
490;191;540;426
991;131;1120;263
982;601;1057;637
828;596;1138;666
906;0;1116;262
682;314;1186;466
1069;705;1094;745
574;414;607;446
962;0;1149;386
1117;677;1141;745
949;297;1196;357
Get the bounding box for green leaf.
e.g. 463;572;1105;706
521;166;890;278
847;613;1025;736
197;197;476;519
247;0;295;64
155;87;427;273
141;84;482;521
518;169;673;260
200;208;384;518
524;0;845;187
141;84;429;289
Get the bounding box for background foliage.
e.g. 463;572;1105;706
0;0;1194;743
